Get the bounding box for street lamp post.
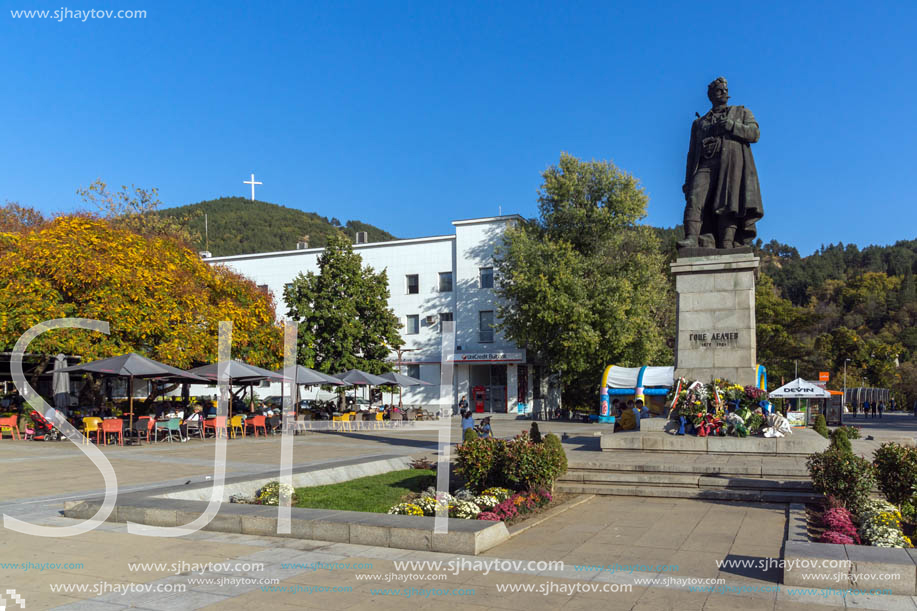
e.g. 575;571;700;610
843;358;850;425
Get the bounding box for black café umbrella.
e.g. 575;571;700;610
377;371;431;408
274;365;345;411
187;360;284;417
333;369;389;410
55;353;208;430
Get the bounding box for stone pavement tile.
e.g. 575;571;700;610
774;601;845;611
415;602;494;611
714;555;785;584
560;541;631;560
483;542;576;561
462;570;552;587
664;550;728;579
845;592;917;611
256;581;366;610
632;529;693;550
678;533;737;554
631;586;709;611
561;588;646;610
609;546;679;571
51;599;131;610
702;593;776;610
776;585;844;608
15;590;106;611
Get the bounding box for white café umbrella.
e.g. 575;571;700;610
769;378;831;399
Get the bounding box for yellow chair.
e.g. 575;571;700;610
82;417;103;444
332;414;345;432
230;415;245;438
374;412;384;430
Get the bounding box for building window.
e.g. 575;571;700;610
439;312;453;333
406;315;420;335
479;310;494;343
439;271;453;292
479;267;494;289
406;364;420;379
406;274;419;294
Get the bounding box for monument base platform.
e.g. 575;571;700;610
599;425;828;456
672;251;759;386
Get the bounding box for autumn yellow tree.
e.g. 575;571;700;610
0;216;282;369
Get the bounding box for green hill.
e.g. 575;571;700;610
158;197;397;257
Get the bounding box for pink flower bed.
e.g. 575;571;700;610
820;506;861;544
476;489;553;522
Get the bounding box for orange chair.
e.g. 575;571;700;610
100;419;124;446
82;417;103;444
0;416;21;440
245;415;267;437
230;415;245;438
204;416;228;438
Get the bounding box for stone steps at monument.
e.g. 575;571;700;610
556;481;819;503
557;461;817;502
560;469;812;488
566;458;810;479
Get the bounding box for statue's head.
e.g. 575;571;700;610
707;77;729;105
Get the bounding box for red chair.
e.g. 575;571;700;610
204;416;228;438
245;415;267;437
100;419;123;446
0;416;21;440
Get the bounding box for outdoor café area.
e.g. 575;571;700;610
0;352;439;446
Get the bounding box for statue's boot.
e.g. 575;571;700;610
718;216;737;249
676;219;702;248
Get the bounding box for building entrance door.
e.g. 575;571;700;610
470;365;508;413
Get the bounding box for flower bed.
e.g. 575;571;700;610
806;441;917;549
387;485;560;524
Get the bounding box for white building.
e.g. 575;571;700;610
205;215;553;413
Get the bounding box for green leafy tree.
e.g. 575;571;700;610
755;273;816;383
495;153;672;407
283;233;402;374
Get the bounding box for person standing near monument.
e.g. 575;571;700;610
678;77;764;250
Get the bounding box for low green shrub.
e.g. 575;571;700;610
813;414;829;439
455;432;568;494
807;446;876;514
836;425;861;440
543;433;567;481
829;428;852;454
455;437;506;493
463;427;478;442
873;442;917;506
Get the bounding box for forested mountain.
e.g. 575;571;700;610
158;197;396;256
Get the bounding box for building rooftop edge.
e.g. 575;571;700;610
206;233;457;263
451;214;525;226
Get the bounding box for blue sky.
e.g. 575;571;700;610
3;0;915;255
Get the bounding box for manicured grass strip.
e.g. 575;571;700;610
293;469;435;513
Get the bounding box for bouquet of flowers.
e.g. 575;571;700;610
670;380;708;418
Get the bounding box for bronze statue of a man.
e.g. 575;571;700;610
678;77;763;249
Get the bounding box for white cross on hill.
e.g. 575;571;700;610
243;173;262;201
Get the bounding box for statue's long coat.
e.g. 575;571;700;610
684;105;764;243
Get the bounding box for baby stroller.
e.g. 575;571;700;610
30;410;62;441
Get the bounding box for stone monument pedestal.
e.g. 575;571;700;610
671;250;759;386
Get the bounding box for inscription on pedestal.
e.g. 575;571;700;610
689;331;740;348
